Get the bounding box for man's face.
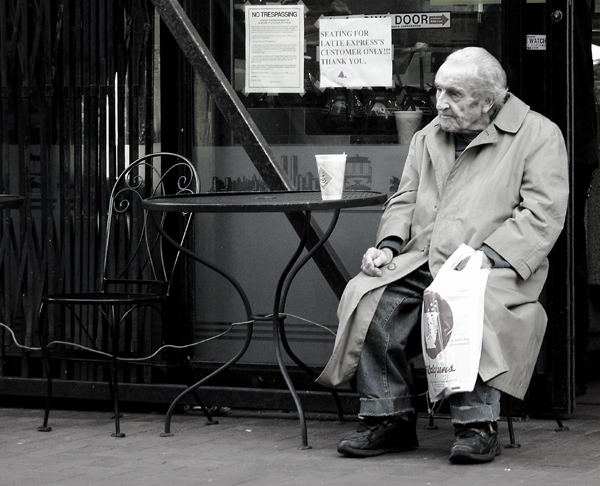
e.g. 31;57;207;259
434;62;493;135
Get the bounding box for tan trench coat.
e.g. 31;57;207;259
316;94;569;400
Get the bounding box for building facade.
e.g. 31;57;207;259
1;0;598;417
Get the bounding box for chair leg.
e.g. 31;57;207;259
105;357;125;437
553;410;570;432
503;393;521;449
413;364;438;430
37;302;53;432
426;410;437;429
109;360;125;437
191;390;219;426
38;361;53;432
109;308;125;438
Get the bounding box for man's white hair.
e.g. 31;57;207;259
444;46;508;106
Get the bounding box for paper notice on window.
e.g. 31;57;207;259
318;17;393;89
244;5;304;94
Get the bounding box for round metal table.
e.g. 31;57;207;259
143;190;387;448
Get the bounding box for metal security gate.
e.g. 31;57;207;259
0;0;162;385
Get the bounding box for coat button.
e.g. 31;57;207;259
387;263;396;271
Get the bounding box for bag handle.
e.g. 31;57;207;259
437;244;475;275
437;244;489;276
460;249;486;272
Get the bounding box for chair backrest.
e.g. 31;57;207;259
101;152;200;296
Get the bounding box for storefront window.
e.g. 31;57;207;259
189;1;511;368
203;1;507;194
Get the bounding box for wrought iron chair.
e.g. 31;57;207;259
37;152;200;437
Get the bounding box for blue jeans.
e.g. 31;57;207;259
355;264;501;424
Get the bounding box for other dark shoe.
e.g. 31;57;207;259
449;421;501;464
337;415;418;458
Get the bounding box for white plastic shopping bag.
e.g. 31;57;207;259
421;244;491;402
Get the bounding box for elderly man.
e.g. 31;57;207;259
316;46;569;464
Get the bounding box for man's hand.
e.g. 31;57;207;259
361;247;394;277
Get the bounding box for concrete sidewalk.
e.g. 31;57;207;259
2;390;600;486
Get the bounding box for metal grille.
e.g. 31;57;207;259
0;0;157;382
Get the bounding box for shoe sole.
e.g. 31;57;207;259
448;441;501;464
337;442;418;458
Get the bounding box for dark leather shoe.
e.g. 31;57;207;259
337;416;418;458
449;421;501;464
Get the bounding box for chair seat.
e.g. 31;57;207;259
43;292;166;305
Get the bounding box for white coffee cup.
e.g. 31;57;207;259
395;110;423;145
315;153;347;200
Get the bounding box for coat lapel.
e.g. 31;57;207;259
426;125;455;196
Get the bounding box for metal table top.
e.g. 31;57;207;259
142;190;387;213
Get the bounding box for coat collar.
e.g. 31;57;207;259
488;93;530;135
424;94;530;195
465;94;530;148
426;93;530;153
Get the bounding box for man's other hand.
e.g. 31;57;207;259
361;247;394;277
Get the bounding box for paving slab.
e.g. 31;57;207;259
1;390;600;486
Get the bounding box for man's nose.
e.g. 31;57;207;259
436;95;449;111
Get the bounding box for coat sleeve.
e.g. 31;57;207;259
483;117;569;280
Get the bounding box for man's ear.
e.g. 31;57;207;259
482;97;495;114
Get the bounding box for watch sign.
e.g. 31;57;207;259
526;35;546;51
